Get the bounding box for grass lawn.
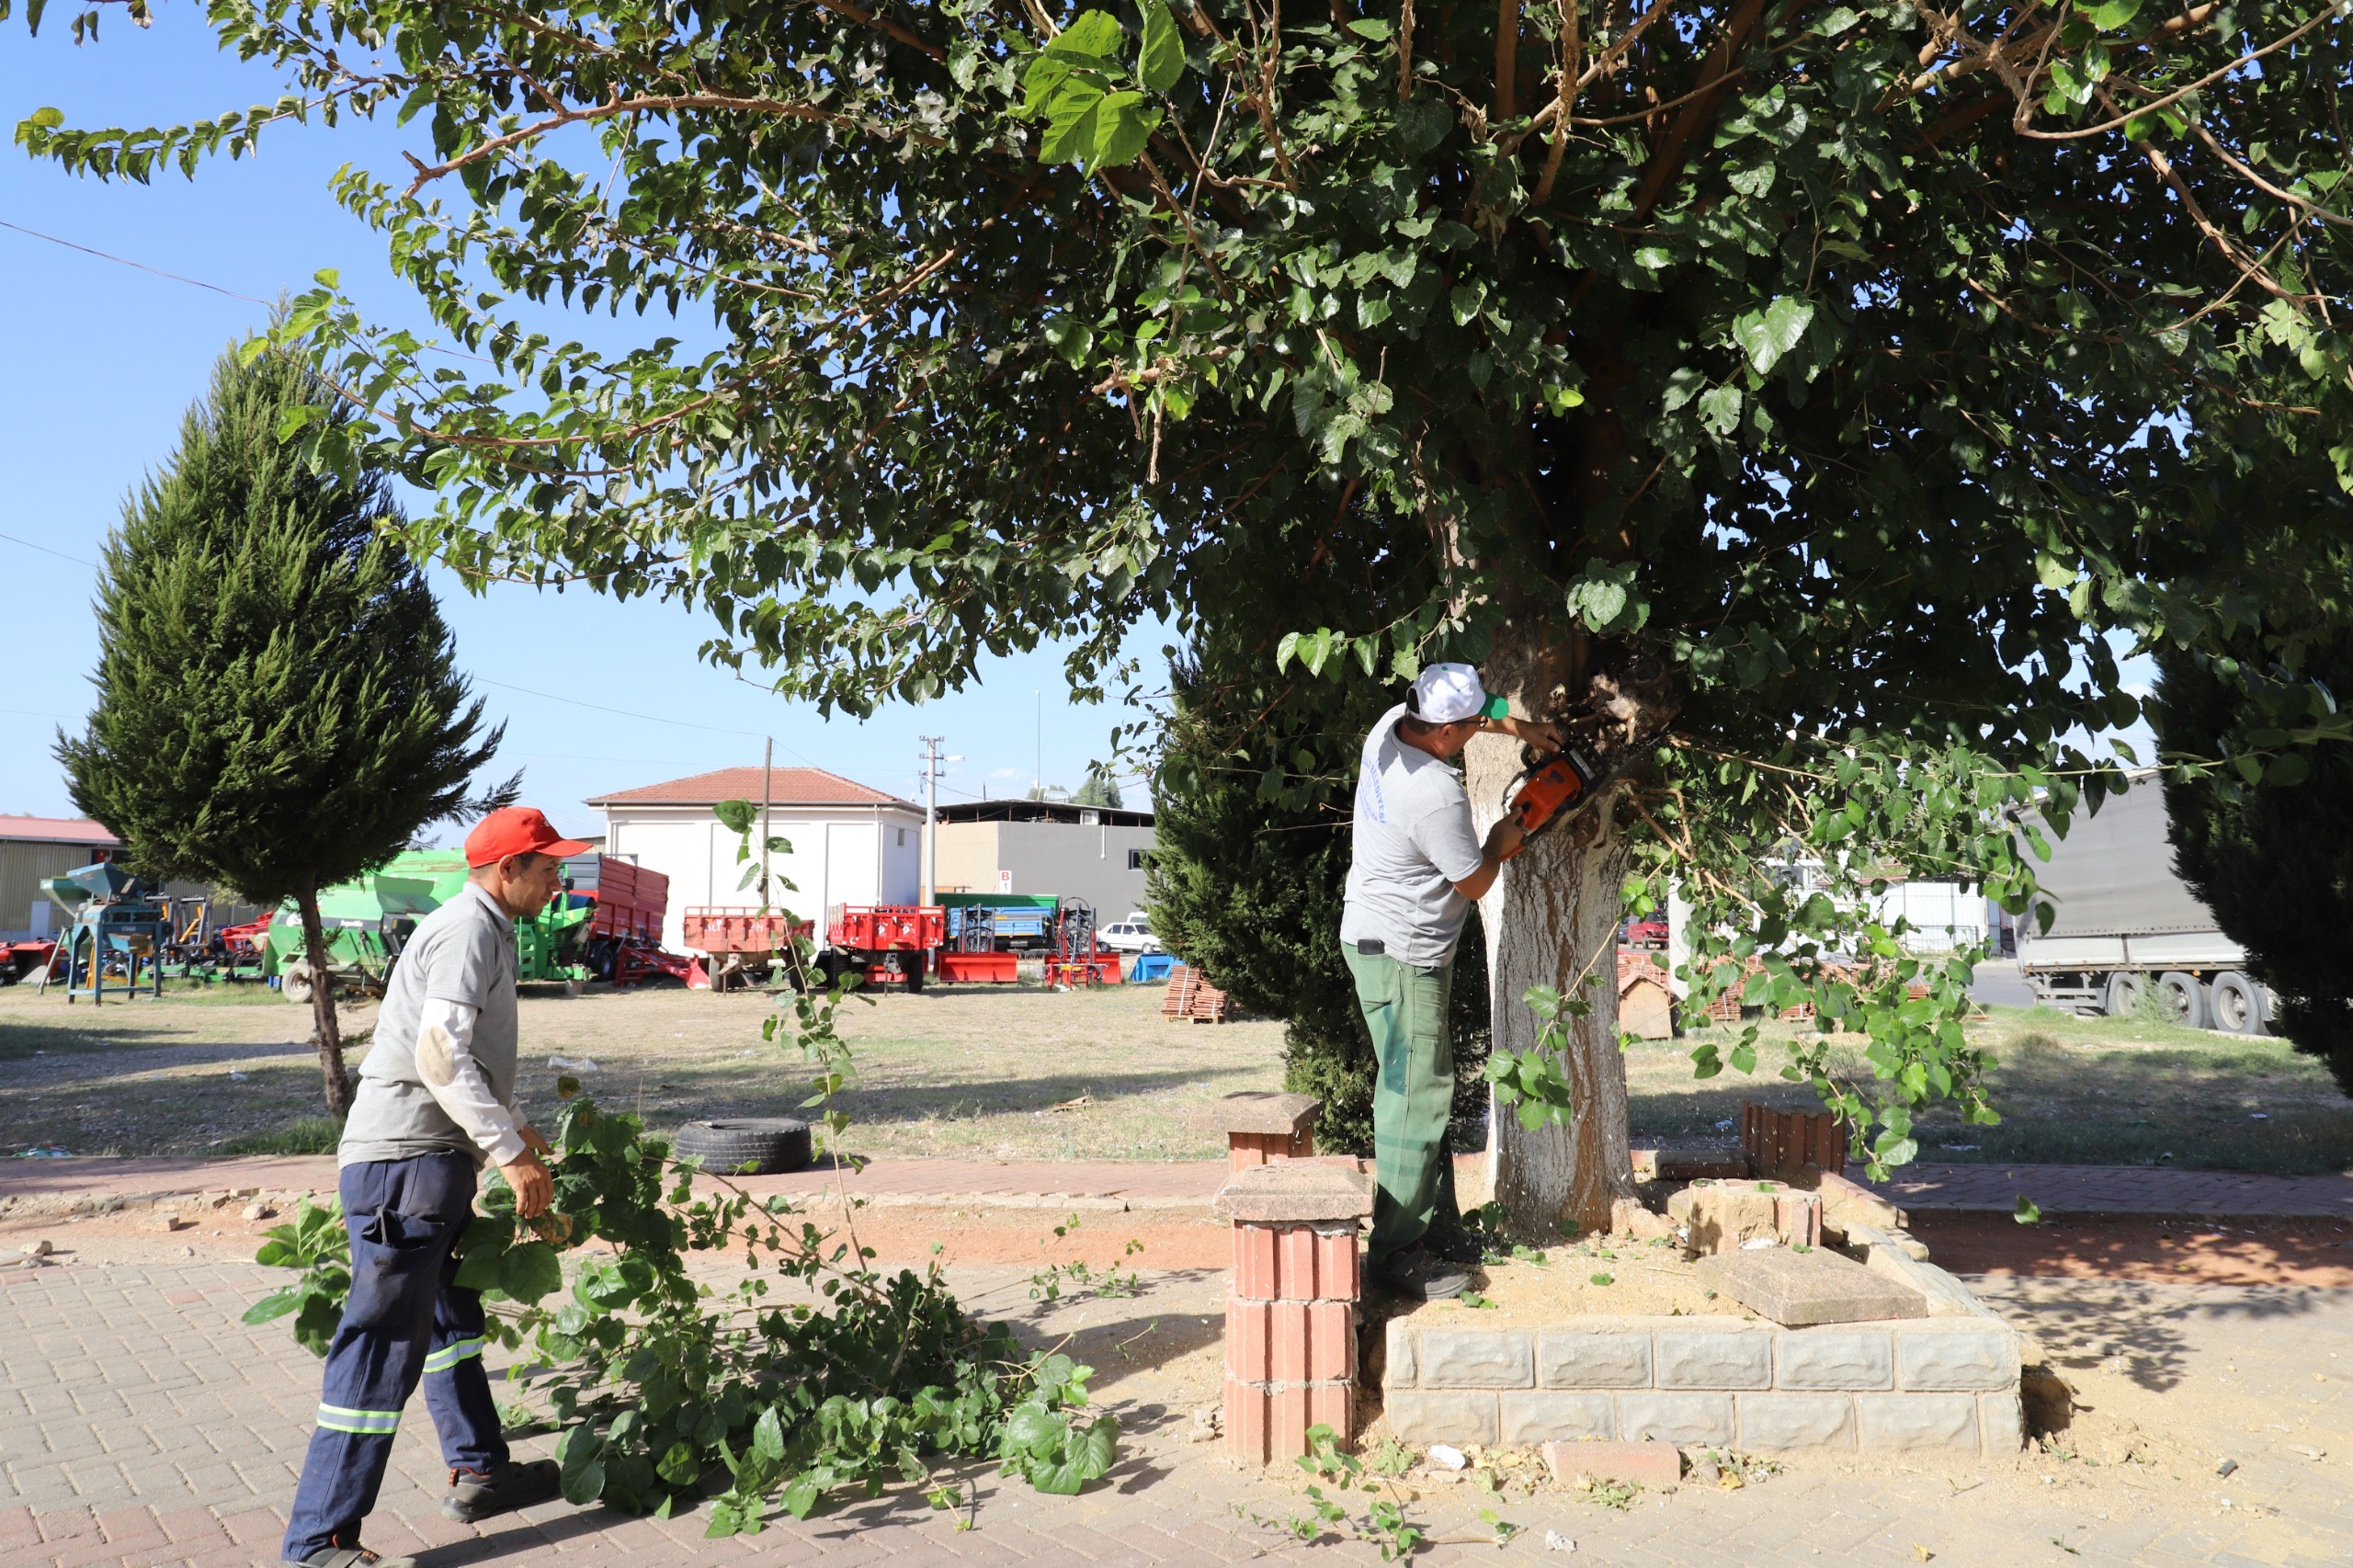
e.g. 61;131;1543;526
3;980;2349;1174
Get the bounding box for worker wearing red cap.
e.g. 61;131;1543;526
281;807;589;1568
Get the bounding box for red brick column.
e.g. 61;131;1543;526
1213;1161;1373;1465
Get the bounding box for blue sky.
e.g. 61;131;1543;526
0;6;1165;839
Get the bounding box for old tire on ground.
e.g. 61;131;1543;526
673;1118;813;1175
2211;971;2269;1035
281;960;314;1006
2155;971;2208;1029
2102;971;2144;1019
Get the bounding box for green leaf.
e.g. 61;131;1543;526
2078;0;2142;28
714;799;757;834
1731;296;1815;375
1089;92;1161;168
1045;10;1126;65
2014;1196;2041;1225
1040;81;1107;165
1138;2;1185;93
498;1239;564;1303
243;1287;304;1324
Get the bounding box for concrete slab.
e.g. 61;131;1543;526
1695;1246;1927;1327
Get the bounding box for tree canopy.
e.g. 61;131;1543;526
19;0;2353;1177
56;336;507;1111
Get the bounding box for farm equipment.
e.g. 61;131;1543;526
263;850;663;1001
1;940;58;986
936;904;1017;983
938;893;1059;950
38;862;167;1004
680;903;948;991
1042;898;1120;988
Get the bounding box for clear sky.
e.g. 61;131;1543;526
0;6;1166;841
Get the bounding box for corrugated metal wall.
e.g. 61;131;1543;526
1;841;264;941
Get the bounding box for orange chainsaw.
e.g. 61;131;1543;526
1498;724;1669;859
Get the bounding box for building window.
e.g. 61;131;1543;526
896;828;907;846
1127;848;1150;871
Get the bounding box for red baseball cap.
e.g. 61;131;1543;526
464;806;593;868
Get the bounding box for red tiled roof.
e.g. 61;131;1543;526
585;767;914;809
0;815;122;846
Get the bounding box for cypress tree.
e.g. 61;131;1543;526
56;338;508;1116
2156;632;2353;1092
1148;659;1490;1155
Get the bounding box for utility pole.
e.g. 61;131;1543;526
917;737;961;905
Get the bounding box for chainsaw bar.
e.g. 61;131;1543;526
1497;720;1674;860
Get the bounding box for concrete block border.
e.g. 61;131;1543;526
1381;1258;2025;1458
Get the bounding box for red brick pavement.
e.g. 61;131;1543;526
10;1152;2352;1219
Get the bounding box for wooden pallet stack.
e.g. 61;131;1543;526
1160;963;1233;1023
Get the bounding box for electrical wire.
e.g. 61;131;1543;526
0;218;272;304
0;529;97;567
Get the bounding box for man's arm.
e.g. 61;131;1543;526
415;997;552;1218
1451;816;1526;902
1481;714;1566;753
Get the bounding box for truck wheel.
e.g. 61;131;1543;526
2155;971;2208;1029
904;960;925;994
2211;971;2268;1035
2102;971;2144;1018
281;960;314;1006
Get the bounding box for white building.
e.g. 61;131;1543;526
585;767;924;951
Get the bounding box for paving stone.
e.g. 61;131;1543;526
1537;1328;1654;1389
1209;1165;1372;1223
1540;1439;1681;1489
1854;1393;1980;1452
1383;1320;1416;1387
1694;1247;1926;1327
1381;1390;1498;1445
1895;1325;2018;1391
1498;1392;1617;1444
1654;1329;1773;1391
1617;1392;1736;1446
1735;1393;1857;1450
1772;1328;1893;1391
1415;1329;1534;1388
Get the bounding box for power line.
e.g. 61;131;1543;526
0;218;272;305
470;675;823;768
0;530;97;567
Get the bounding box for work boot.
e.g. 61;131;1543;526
1421;1225;1485;1267
442;1458;563;1522
1374;1245;1470;1301
283;1547;417;1568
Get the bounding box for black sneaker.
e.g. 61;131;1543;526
1375;1245;1471;1301
442;1458;563;1522
284;1549;418;1568
1421;1226;1486;1267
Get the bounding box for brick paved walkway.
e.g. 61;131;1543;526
13;1153;2353;1221
6;1253;2353;1567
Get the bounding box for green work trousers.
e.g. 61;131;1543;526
1344;942;1461;1265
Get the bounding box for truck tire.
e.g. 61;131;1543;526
672;1118;813;1175
281;960;314;1006
2102;971;2144;1018
2156;971;2208;1029
904;960;925;994
2211;971;2268;1035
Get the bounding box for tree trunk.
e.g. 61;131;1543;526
1461;618;1643;1238
296;887;352;1118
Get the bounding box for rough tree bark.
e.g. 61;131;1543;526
295;886;353;1117
1461;616;1677;1236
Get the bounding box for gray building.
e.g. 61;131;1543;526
932;800;1154;920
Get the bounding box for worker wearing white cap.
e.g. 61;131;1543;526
1340;664;1560;1299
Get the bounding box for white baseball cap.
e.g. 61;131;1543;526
1409;663;1510;724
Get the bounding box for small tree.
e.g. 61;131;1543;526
57;339;507;1116
2156;631;2353;1091
1071;771;1124;809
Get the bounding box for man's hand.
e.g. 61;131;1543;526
1485;814;1528;859
501;1152;553;1220
519;1123;554;1159
1487;715;1566;754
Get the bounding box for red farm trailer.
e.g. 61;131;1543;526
679;903;946;992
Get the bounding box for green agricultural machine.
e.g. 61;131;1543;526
263;850;603;1002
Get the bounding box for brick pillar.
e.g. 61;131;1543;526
1213;1160;1373;1465
1742;1101;1847;1183
1217;1090;1321;1170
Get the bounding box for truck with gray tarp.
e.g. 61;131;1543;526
2016;773;2275;1033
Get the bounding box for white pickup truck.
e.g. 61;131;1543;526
2017;774;2275;1033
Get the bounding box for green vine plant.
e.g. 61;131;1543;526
246;801;1120;1534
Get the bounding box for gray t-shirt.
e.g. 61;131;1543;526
1339;705;1485;967
341;881;521;1168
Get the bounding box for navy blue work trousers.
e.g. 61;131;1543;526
282;1153;507;1561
